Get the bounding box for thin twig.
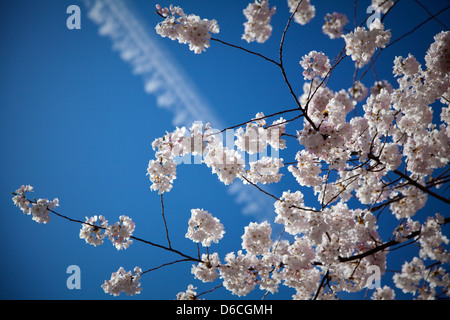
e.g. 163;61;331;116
358;4;450;82
393;169;450;204
215;107;301;134
13;195;203;263
313;270;329;300
277;1;320;131
211;37;280;66
140;259;192;276
240;175;280;201
338;217;450;263
196;285;224;298
160;194;171;249
414;0;449;30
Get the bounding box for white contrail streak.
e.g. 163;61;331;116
82;0;219;127
80;0;276;219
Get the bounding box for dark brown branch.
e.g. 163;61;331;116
393;169;450;204
196;285;224;298
358;4;450;82
160;194;172;249
339;217;450;263
215;107;301;134
210;37;280;66
414;0;449;30
140;258;192;276
313;270;330;300
386;4;450;50
130;234;201;262
240;175;280;201
277;0;319;132
12;194;204;263
239;175;320;213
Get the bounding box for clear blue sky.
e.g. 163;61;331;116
0;0;448;300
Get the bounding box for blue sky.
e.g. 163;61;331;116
0;0;449;300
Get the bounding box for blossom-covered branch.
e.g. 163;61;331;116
11;0;450;300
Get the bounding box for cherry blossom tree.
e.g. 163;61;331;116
12;0;450;300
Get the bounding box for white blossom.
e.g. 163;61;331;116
342;19;391;68
419;214;449;263
241;221;273;255
204;137;245;185
390;185;427;219
12;185;59;224
370;80;393;96
242;0;276;43
274;191;315;236
155;5;219;54
371;0;395;14
106;215;135;250
79;215;108;247
191;253;220;283
288;150;323;187
393;257;426;295
234;112;286;154
300;51;331;80
322;12;348;39
29;198;59;224
425;31;450;77
12;185;33;214
244;157;284;185
219;251;258;296
177;284;198;300
349;80;368;102
287;0;315;25
186;209;225;247
102;266;142;296
371;286;396;300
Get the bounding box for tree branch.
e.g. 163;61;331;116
20;195;203;263
393;169;450;204
160;194;172;249
210;37;280;66
313;270;330;300
140;258;192;276
339;217;450;263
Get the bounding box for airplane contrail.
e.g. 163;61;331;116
80;0;277;219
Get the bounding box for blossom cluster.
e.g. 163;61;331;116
322;12;348;39
342;19;391;67
12;185;59;224
183;199;388;298
144;27;449;298
102;266;142;296
371;286;396;300
12;1;450;301
155;4;219;54
393;257;449;299
79;215;135;250
147;125;196;194
177;284;198;300
242;0;276;44
300;50;331;80
234;112;286;154
147;114;286;193
288;150;323;187
287;0;315;25
191;252;221;283
79;215;108;247
245;156;284;185
106;215;135;250
186;209;225;247
241;221;273;256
